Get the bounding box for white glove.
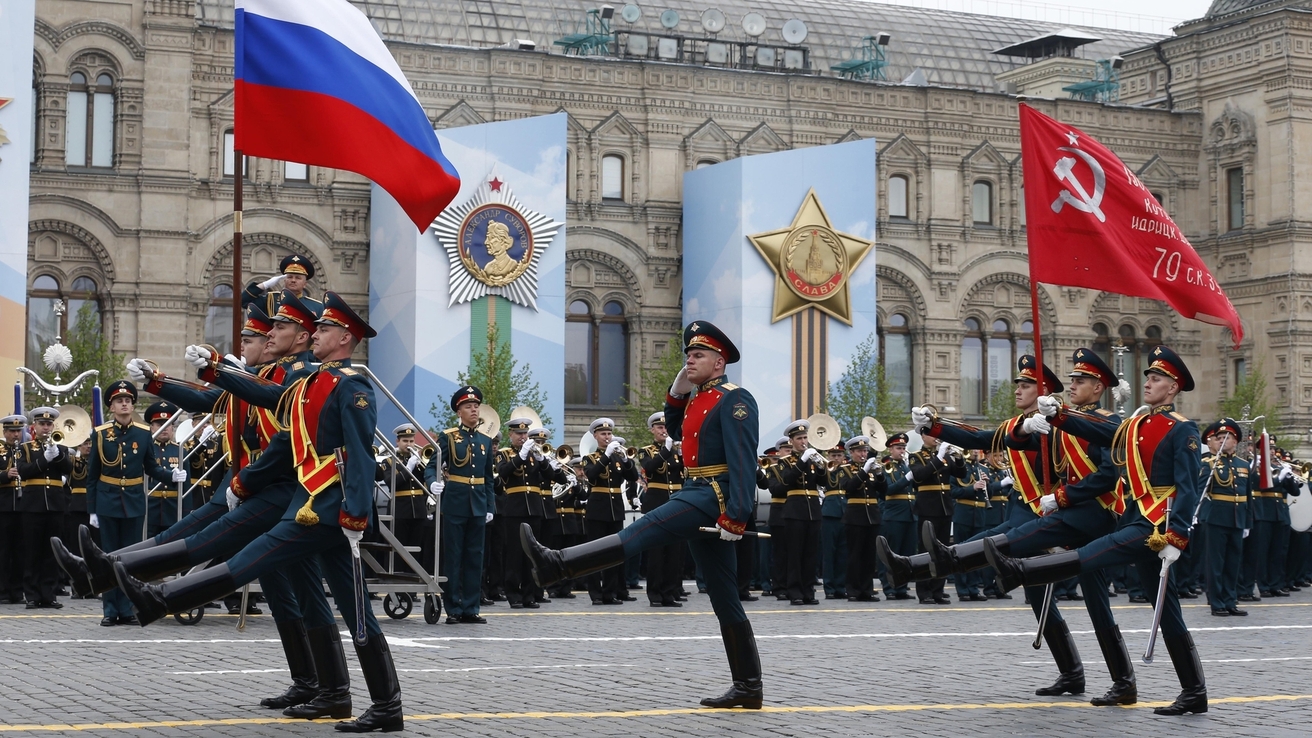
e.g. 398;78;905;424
44;443;60;461
936;442;951;461
1158;543;1182;576
430;481;444;497
1022;415;1052;436
548;457;562;470
171;467;188;483
1112;379;1132;408
1000;475;1014;487
1243;528;1250;539
911;405;932;431
125;358;150;383
224;353;246;370
519;438;537;460
630;497;642;510
801;448;823;465
1039;494;1058;513
905;471;916;483
863;458;879;473
226;488;239;511
670;366;694;397
199;425;217;445
1036;395;1061;419
258;274;286;291
818;488;826;501
185;344;212;369
343;527;363;556
1278;464;1293;482
718;523;743;542
664;436;674;451
89;513;99;529
565;473;578;485
405;454;420;472
605;440;623;459
485;512;495;524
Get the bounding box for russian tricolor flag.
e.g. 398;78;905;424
235;0;459;230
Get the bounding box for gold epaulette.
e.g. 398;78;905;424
133;422;150;431
339;367;357;376
95;421;114;431
1095;408;1115;416
443;428;459;436
720;382;739;391
1170;412;1189;422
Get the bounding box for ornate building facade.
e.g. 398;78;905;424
25;0;1312;446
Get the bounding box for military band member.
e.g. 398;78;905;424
763;436;791;600
86;381;180;626
242;253;324;318
1;415;27;603
143;401;190;539
842;436;885;601
878;433;916;600
580;418;640;605
639;412;686;607
382;424;428;564
117;292;404;733
986;345;1207;716
1244;441;1300;600
63;437;94;595
1199;419;1250;616
526;427;568;605
497;417;546;608
182;418;225;507
15;407;72;609
548;457;587;599
521;320;764;709
771;420;826;606
949;450;991;601
822;444;850;599
979;450;1012;598
907;432;968;605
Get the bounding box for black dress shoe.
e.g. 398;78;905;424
893;592;914;600
509;602;524;609
1226;606;1248;616
1274;589;1291;597
1129;595;1147;604
918;599;935;605
791;599;804;606
994;593;1013;600
1210;608;1230;617
1069;592;1084;601
38;601;63;609
1178;590;1198;599
523;601;540;609
25;602;37;610
739;594;759;602
445;617;461;624
459;615;487;624
117;615;139;626
700;679;763;710
100;616;117;626
775;593;789;601
971;593;989;602
803;598;819;605
620;595;637;601
933;594;951;605
662;601;683;608
481;597;494;606
1238;593;1256;602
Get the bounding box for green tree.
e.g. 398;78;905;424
1219;357;1281;437
618;333;685;448
823;333;910;440
428;323;553;436
984;381;1017;427
36;302;121;408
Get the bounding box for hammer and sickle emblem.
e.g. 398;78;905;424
1050;146;1106;223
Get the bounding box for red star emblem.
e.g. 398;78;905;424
489;177;504;192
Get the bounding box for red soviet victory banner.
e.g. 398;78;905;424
1019;104;1243;345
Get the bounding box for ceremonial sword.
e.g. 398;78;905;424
1143;495;1174;664
335;447;369;646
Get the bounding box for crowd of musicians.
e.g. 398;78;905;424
6;256;1304;725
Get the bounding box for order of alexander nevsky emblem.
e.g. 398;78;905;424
432;173;561;310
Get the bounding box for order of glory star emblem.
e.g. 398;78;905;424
431;170;561;311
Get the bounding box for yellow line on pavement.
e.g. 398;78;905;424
3;694;1308;731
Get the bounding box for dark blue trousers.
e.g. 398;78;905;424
952;520;987;596
968;505;1063;626
151;470;235;546
618;486;745;627
1003;502;1119;631
1076;515;1188;641
443;514;485;618
821;517;847;596
98;515;143;618
225;520;381;637
880;518;917;596
1205;523;1243;610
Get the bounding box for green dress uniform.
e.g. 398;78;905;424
1199;420;1251;615
949;458;990;599
822;459;852;598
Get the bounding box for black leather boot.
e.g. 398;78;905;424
1035;619;1085;696
924;524;1009;578
50;537;95;598
82;525;160;595
700;620;763;709
336;633;403;732
876;536;932;588
285;624;352;719
261;619;320;709
1153;632;1207;715
115;540;190;584
114;562;238;626
521;523;625;588
983;539;1082;593
1090;625;1137;706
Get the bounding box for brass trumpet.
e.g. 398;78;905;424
555;444;574;462
539;442;554;458
626;446;638;459
420;444;438;461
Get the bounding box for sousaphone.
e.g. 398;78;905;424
51;405;93;448
476;405;501;440
861;416;887;452
509;405;544;430
806;412;842;451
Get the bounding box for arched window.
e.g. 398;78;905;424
695;159;718;169
283;161;309;182
66;72;114;167
972;180;993;225
26;274;102;369
887;175;909;219
878;312;912;410
565;299;630;406
961;316;1032;416
205;284;235;357
601;154;625;200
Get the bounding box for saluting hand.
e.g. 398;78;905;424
670;366;694;397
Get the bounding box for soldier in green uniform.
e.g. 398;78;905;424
425;386;496;624
822;444;851;599
0;415;26;603
950;450;992;602
1200;419;1251;616
242;253;324;317
16;407;73;608
638;412;686;607
877;433;917;600
87;381;182;625
143;401;190;539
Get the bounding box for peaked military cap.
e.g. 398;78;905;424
144;401;177;425
785;419;809;438
318;291;377;341
450;385;483;411
1015;354;1064;392
885;432;909;449
505;417;533;433
273;290;319;333
393;423;416;438
682;320;740;364
775;436;791;451
1144;345;1194;392
242;303;274;337
28;407;60;422
1069;347;1116;387
1215;418;1241;439
528;427;550;441
280;253;314;279
647;411;666;428
588;417;615;434
105;380;138;405
1;415;26;430
845;435;870;451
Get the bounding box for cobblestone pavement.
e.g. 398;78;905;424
0;586;1309;737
